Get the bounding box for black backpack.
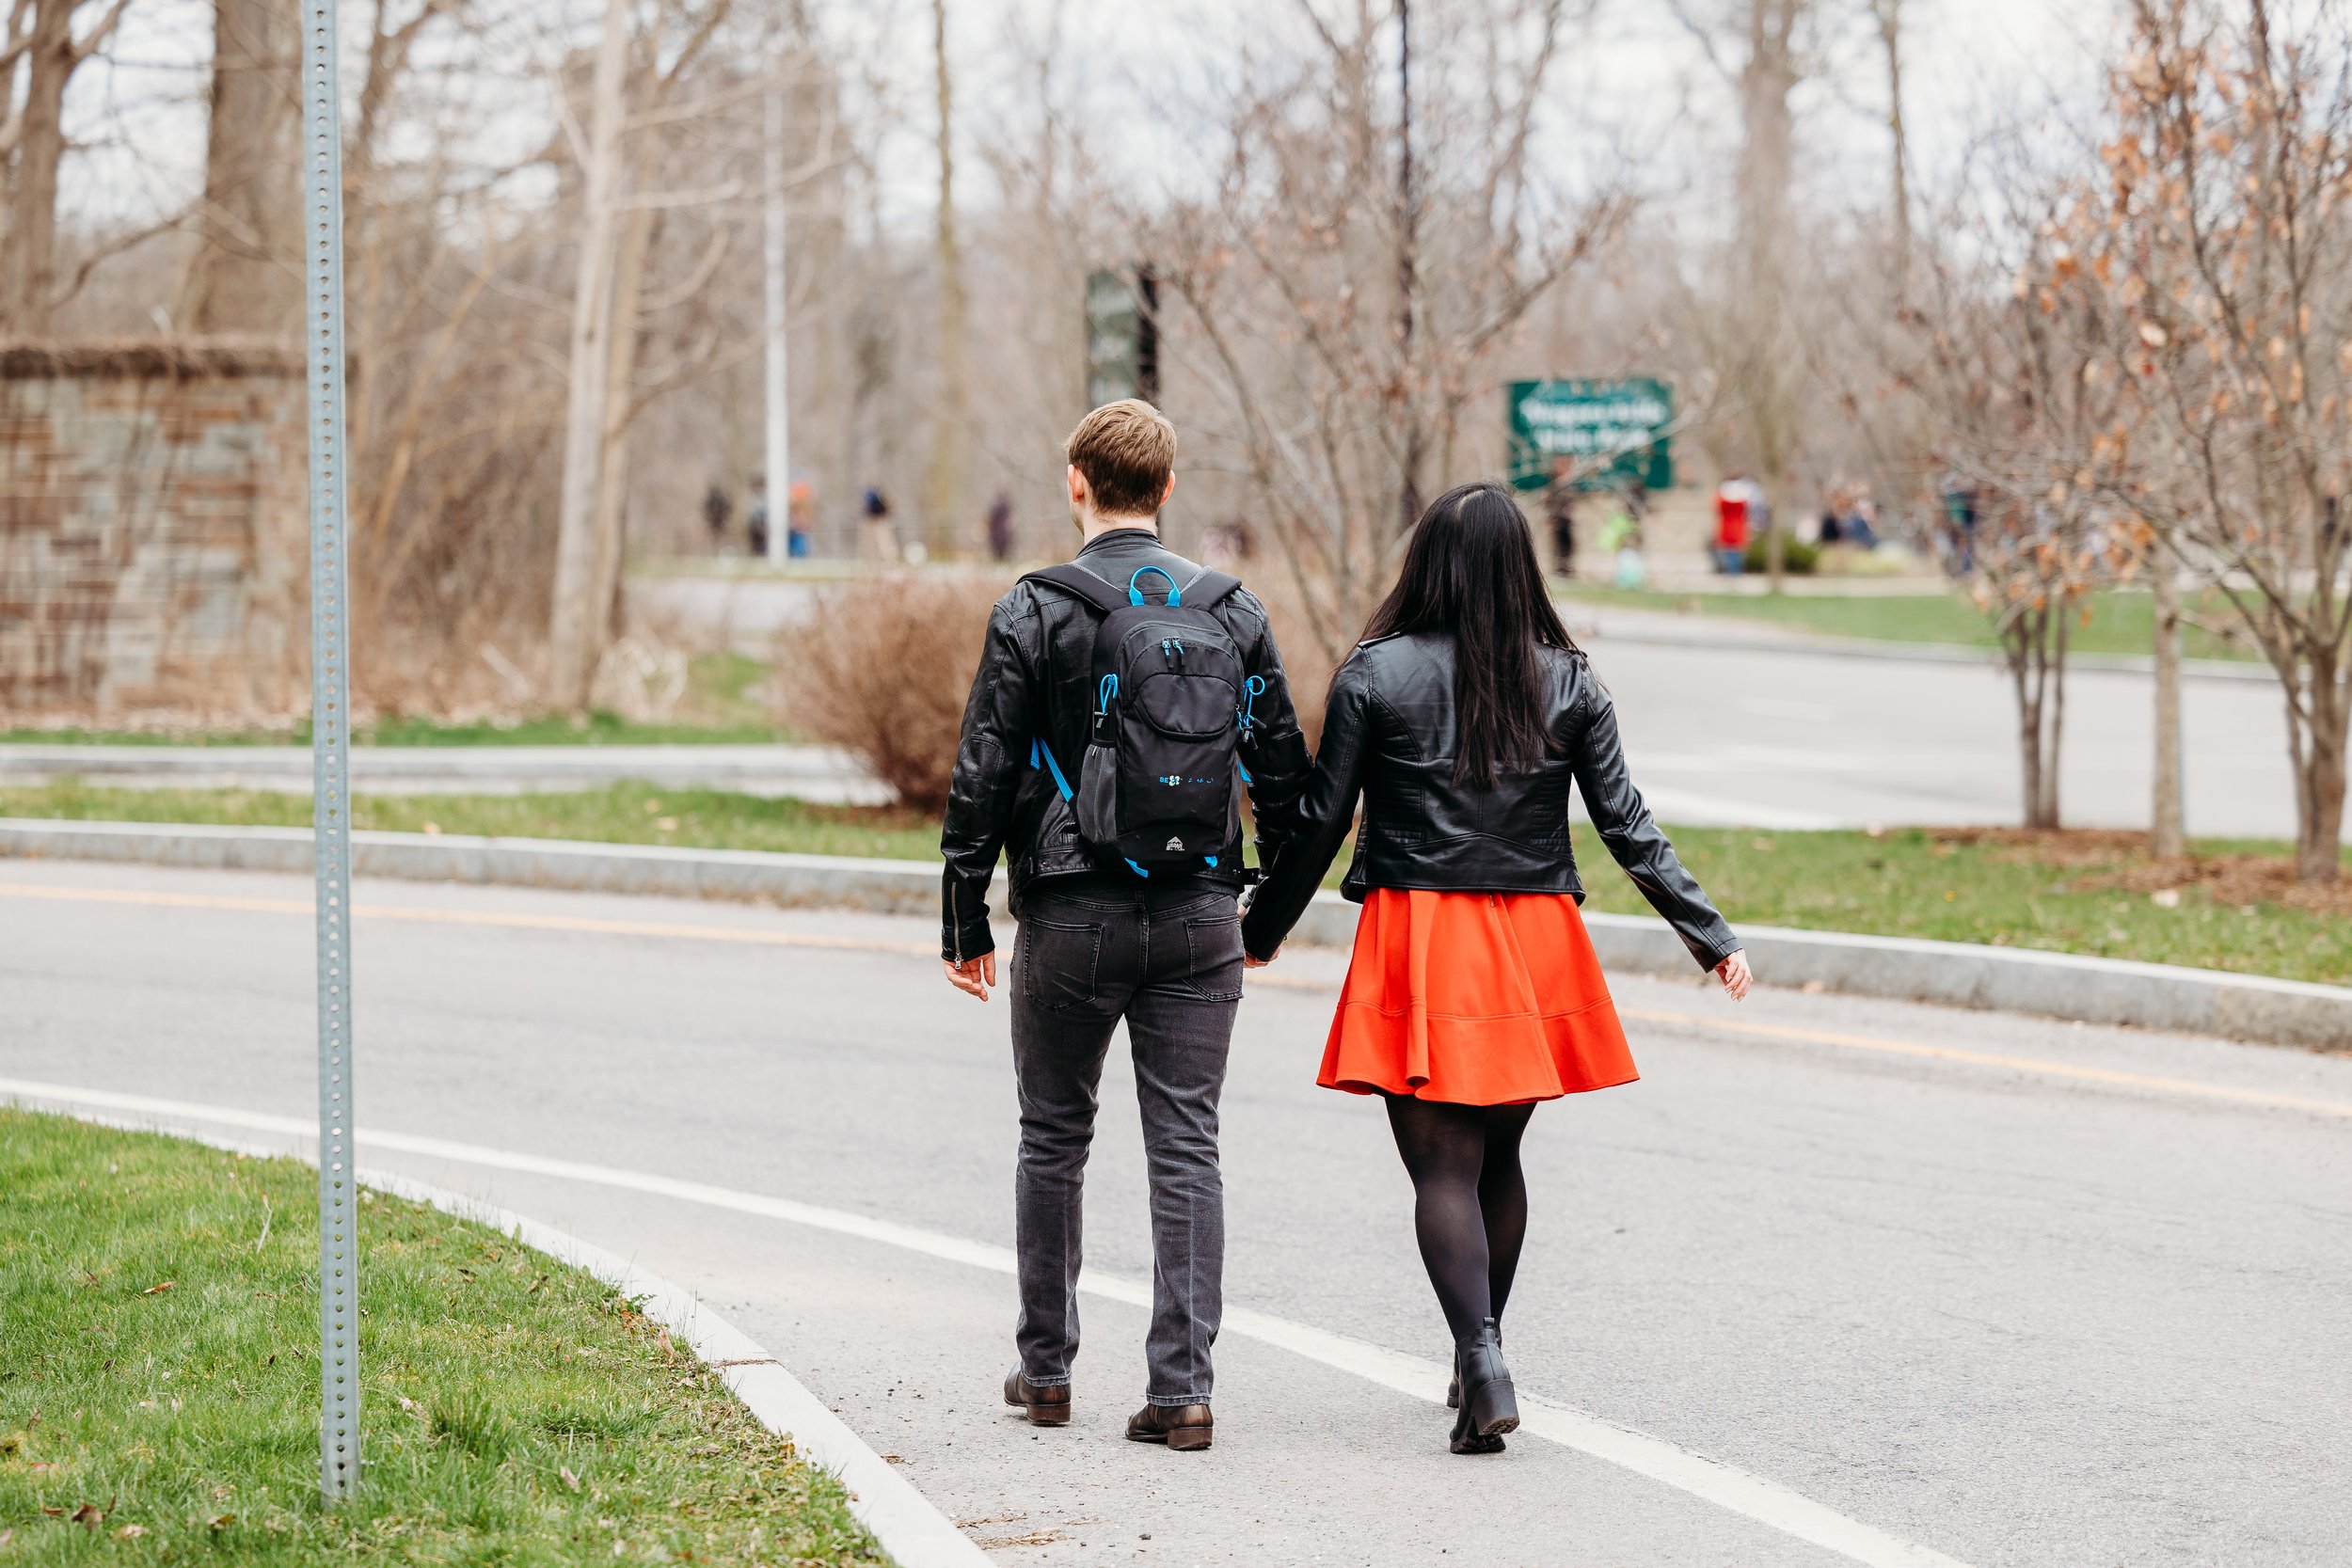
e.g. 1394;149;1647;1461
1024;560;1270;877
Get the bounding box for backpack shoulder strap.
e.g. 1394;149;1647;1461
1181;568;1245;612
1021;562;1130;616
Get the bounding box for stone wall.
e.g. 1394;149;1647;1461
0;340;309;721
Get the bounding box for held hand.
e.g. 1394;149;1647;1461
944;953;997;1001
1713;949;1752;1002
1244;949;1278;969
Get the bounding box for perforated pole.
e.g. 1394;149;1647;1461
300;0;359;1503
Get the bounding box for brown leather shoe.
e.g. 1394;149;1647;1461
1125;1402;1213;1451
1003;1370;1071;1426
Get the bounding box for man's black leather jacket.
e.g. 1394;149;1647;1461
939;528;1312;962
1240;631;1740;971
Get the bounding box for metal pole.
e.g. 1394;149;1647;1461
300;0;359;1503
763;85;790;564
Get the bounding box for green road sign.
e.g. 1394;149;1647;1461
1505;378;1674;492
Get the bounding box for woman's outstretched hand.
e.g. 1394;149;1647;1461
1714;950;1752;1001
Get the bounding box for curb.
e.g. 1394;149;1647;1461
4;818;2346;1051
1;1084;989;1568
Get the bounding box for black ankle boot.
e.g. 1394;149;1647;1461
1449;1317;1518;1454
1446;1324;1499;1409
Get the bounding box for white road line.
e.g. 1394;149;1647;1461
2;1076;1973;1568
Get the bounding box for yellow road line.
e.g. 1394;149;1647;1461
6;879;2346;1120
1616;1006;2352;1120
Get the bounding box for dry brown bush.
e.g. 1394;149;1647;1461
777;573;1010;813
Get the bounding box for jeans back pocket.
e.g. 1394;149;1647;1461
1181;913;1245;1003
1021;917;1105;1013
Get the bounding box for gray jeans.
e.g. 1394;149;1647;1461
1009;877;1244;1406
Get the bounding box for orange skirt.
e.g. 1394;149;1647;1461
1317;888;1638;1105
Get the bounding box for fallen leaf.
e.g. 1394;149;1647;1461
70;1503;102;1528
116;1524;146;1540
139;1281;174;1296
40;1508;62;1517
27;1461;54;1474
560;1465;581;1493
0;1431;22;1456
209;1514;235;1530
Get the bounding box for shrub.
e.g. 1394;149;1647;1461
776;574;1008;814
1742;533;1820;575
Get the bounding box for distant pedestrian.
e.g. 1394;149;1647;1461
1714;475;1754;575
1544;458;1579;578
746;474;771;559
703;483;733;551
985;490;1015;562
787;475;816;559
1241;482;1749;1456
1941;472;1979;574
860;485;897;564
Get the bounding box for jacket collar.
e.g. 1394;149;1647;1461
1074;525;1164;560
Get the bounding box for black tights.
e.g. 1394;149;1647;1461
1382;1095;1535;1343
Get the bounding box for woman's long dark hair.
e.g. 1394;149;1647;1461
1360;480;1580;788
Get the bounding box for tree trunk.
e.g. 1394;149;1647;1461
1875;0;1909;279
2292;664;2347;884
587;199;657;656
5;0;77;332
181;0;303;333
1395;0;1422;533
545;0;634;711
918;0;967;558
2041;602;2069;829
2150;561;2185;858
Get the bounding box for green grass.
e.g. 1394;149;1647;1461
1557;584;2260;662
1570;821;2350;987
0;1109;886;1565
0;781;945;863
4;780;2345;985
0;656;797;749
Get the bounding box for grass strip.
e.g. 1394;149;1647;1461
0;657;797;749
1557;584;2258;662
0;781;2344;985
0;1108;889;1566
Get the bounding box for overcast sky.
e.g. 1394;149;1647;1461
71;0;2119;241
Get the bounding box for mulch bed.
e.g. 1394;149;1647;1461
1930;827;2352;916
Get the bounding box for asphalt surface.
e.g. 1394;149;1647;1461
6;861;2351;1565
0;621;2318;842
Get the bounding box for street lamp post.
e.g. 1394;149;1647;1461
300;0;360;1503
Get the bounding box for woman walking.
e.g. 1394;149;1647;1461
1239;482;1751;1454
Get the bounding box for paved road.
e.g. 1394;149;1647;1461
5;861;2350;1565
0;626;2322;842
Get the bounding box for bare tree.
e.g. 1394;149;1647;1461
2069;0;2352;882
1147;0;1628;658
1895;177;2145;829
1;0;131;330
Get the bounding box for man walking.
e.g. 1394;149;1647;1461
940;400;1309;1451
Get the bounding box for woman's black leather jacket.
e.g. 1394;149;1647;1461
1240;632;1740;971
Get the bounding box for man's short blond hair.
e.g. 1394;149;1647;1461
1066;399;1176;517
